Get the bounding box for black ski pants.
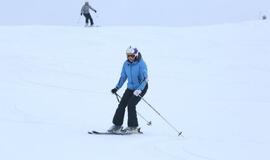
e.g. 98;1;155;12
113;84;148;127
83;13;94;25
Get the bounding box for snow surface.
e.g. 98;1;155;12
1;20;270;160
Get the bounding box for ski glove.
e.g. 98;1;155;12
80;13;82;16
133;90;142;96
94;10;97;13
111;88;118;94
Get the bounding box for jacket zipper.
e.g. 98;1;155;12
130;63;134;89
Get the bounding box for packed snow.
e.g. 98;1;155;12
0;20;270;160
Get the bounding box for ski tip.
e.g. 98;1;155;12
88;131;98;134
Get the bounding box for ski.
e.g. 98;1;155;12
91;25;101;27
88;131;127;135
84;25;101;28
88;128;143;135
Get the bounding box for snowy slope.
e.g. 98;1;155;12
0;20;270;160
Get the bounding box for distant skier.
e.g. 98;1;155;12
109;46;149;134
80;1;97;27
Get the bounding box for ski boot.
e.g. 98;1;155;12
107;125;123;133
122;126;141;134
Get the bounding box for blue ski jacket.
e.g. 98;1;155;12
116;53;148;91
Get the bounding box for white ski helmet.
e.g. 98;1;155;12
126;46;138;57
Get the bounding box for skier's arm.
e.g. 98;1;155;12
137;61;148;91
89;5;97;13
81;6;84;14
116;64;127;89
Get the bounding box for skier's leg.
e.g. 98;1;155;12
127;96;140;127
89;14;94;26
127;84;148;127
83;14;88;26
87;14;91;24
84;13;91;26
112;89;133;126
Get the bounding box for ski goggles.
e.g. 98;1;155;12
127;54;136;58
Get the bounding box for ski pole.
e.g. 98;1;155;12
139;95;183;136
114;93;152;126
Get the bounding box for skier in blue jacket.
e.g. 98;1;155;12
109;46;149;133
